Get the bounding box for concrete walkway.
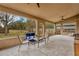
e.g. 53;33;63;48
0;35;74;56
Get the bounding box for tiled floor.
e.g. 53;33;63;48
0;35;74;56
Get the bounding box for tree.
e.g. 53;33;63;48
9;17;27;30
25;19;35;32
0;12;15;35
46;22;54;29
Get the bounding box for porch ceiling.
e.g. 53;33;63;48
0;3;79;23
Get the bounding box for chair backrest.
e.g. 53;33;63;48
17;35;23;44
25;32;35;40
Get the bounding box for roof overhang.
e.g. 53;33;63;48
0;3;79;23
0;4;54;23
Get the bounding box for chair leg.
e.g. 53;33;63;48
34;42;36;47
27;42;30;47
18;45;21;55
47;37;49;43
37;41;39;48
45;38;47;45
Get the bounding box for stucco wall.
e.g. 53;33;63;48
0;37;20;50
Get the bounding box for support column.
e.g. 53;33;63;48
35;20;39;35
54;23;57;34
76;20;79;33
60;23;63;34
35;20;40;48
75;20;79;40
42;22;45;36
42;22;47;45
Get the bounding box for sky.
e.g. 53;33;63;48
14;16;28;22
0;16;28;28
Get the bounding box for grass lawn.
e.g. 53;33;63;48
0;29;54;40
0;30;28;40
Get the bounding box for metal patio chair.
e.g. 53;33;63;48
17;32;37;55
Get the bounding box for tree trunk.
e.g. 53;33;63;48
5;25;8;35
5;13;8;35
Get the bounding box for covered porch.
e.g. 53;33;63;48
0;3;79;56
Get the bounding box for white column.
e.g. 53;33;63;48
60;23;63;34
35;20;39;35
75;20;79;40
42;22;47;45
35;20;40;48
42;22;45;36
76;20;79;33
54;23;57;34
